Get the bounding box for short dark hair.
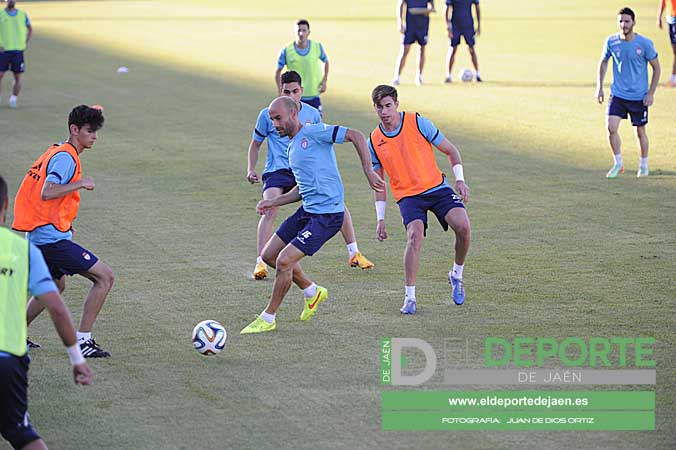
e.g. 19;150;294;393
281;70;303;86
0;174;7;204
297;19;310;29
68;105;104;131
372;85;398;105
618;7;635;21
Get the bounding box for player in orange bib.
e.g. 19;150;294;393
13;105;114;358
368;85;471;313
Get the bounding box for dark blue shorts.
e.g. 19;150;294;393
300;97;322;115
262;168;296;193
276;206;344;256
403;23;429;45
607;95;648;127
36;240;99;279
0;353;41;450
669;22;676;45
450;27;476;47
0;51;25;73
398;187;465;232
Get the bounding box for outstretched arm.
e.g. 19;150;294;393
344;128;385;192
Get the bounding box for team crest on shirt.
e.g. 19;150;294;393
636;47;643;55
301;138;309;149
82;252;91;261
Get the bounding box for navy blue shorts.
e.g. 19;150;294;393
450;27;476;47
36;240;99;279
398;187;465;232
276;206;344;256
669;22;676;45
607;95;648;127
300;97;322;115
403;23;429;46
0;353;41;450
0;51;25;73
262;168;296;193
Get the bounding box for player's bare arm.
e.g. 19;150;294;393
256;185;301;214
344;129;385;192
41;177;95;201
435;137;469;203
644;57;661;106
247;139;263;183
374;167;388;241
596;57;610;103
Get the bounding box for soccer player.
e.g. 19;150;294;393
392;0;435;86
444;0;482;83
368;85;471;314
12;105;115;358
247;71;374;280
240;97;384;334
658;0;676;87
1;174;92;450
597;7;661;178
0;0;32;108
275;19;328;114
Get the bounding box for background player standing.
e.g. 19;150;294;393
597;7;660;178
0;0;32;108
392;0;435;86
444;0;482;83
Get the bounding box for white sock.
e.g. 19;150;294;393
405;285;416;299
614;154;623;166
346;242;359;258
256;255;263;264
475;71;481;78
9;95;17;102
451;263;464;280
671;74;676;83
304;282;317;298
77;331;91;343
640;157;648;169
261;311;275;324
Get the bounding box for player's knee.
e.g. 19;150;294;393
275;254;294;272
607;123;619;134
636;126;647;138
95;264;115;289
407;230;424;250
262;207;279;221
453;220;471;241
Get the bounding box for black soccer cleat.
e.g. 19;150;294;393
27;338;41;349
80;339;111;358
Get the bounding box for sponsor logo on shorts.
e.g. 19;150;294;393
82;252;91;261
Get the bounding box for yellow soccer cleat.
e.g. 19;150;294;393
253;261;268;280
349;252;374;270
300;286;328;321
240;315;276;334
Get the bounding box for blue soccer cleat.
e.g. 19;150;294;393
449;275;465;305
400;298;417;314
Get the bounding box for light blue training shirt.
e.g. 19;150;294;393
253;102;322;175
602;33;658;101
287;123;347;214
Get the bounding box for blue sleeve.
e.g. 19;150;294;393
25;14;31;26
45;152;76;185
307;123;347;144
644;39;658;61
252;109;269;142
28;243;57;297
311;108;321;124
416;115;445;146
319;43;328;63
277;48;287;69
368;137;382;170
602;37;611;59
